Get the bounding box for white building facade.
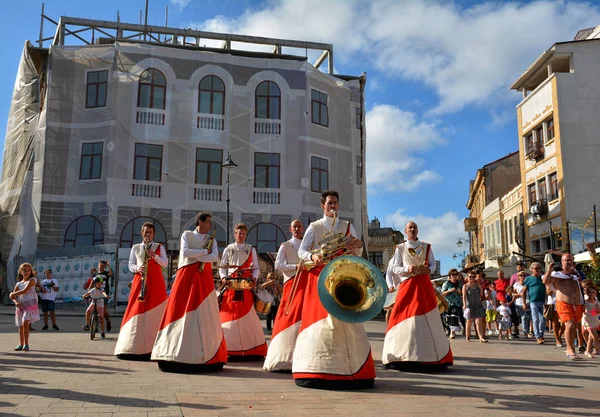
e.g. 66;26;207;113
0;20;367;296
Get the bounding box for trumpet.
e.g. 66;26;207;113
198;228;216;272
138;237;150;302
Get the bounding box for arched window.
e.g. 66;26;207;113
120;217;167;248
247;222;286;253
255;81;281;119
199;75;225;115
137;68;166;109
64;216;104;248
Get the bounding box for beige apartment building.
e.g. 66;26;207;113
464;152;521;267
510;27;600;257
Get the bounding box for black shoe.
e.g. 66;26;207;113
106;320;112;332
101;332;105;339
82;325;90;331
41;325;49;330
52;325;59;331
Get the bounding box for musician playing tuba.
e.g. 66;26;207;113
292;190;376;390
382;221;453;371
115;222;167;361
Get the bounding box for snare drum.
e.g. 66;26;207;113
383;291;397;312
225;277;255;291
254;290;274;315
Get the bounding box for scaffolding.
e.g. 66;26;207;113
37;3;335;74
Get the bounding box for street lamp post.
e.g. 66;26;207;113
222;153;237;246
452;251;467;269
456;237;472;254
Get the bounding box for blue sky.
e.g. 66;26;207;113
2;0;600;272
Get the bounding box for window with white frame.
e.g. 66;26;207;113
549;172;558;200
546;118;554;142
538;178;547;201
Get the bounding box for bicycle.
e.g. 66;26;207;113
85;295;108;340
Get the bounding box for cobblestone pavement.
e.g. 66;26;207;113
1;307;599;417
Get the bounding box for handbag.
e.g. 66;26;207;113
463;307;471;320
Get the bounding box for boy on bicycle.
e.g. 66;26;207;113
82;277;109;339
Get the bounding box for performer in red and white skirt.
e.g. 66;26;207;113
293;191;375;389
115;222;167;360
382;221;453;371
151;212;227;373
264;219;306;372
219;223;267;358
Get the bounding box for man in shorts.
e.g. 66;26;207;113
543;254;584;360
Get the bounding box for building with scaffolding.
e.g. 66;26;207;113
0;14;367;303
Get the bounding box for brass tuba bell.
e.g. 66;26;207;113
317;255;388;323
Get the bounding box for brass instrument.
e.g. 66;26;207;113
317;255;387;323
138;237;150;302
198;229;216;272
285;210;345;315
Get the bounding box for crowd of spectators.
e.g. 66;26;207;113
440;255;599;360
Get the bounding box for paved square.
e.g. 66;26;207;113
1;308;599;417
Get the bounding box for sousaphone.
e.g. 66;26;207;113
317;255;388;323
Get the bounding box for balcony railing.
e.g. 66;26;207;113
255;119;281;135
485;246;504;260
136;109;166;126
193;186;222;201
526;144;544;161
196;114;225;130
132;182;162;198
253;190;281;204
530;199;548;216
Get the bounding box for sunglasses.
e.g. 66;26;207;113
531;267;541;270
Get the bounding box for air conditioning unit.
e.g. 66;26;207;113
530;199;548;216
530;203;539;215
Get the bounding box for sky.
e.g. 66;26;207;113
2;0;600;272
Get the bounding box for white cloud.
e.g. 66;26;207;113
365;104;445;192
189;0;600;114
171;0;191;9
384;209;468;261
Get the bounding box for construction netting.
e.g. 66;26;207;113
0;40;366;306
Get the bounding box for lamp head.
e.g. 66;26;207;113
223;154;238;170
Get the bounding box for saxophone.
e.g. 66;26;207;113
138;237;151;302
198;229;216;272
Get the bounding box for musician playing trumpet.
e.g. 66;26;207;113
152;212;227;372
219;223;267;358
382;221;453;371
115;222;167;360
292;190;376;390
